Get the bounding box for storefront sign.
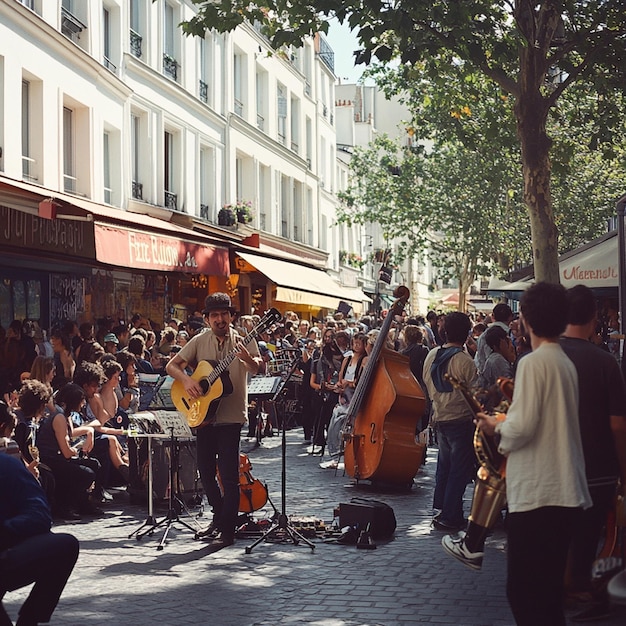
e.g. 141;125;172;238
562;265;618;282
94;224;229;275
0;205;94;258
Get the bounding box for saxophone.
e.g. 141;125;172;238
444;374;510;529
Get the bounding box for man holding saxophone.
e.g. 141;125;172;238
474;282;591;626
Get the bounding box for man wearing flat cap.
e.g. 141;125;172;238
166;292;262;546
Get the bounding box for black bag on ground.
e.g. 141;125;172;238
338;498;396;540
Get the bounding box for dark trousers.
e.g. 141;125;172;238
507;506;580;626
432;419;475;526
0;532;79;625
312;393;338;447
43;455;98;511
567;482;616;594
195;423;241;536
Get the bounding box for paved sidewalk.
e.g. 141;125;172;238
5;429;626;626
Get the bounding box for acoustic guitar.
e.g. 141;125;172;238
171;308;282;427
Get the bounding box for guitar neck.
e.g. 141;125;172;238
208;331;259;383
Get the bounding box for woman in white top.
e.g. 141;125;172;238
336;333;368;406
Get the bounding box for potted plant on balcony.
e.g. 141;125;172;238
218;205;236;226
224;200;254;224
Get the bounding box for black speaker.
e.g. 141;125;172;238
128;438;201;504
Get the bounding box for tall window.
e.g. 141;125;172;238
103;132;111;204
277;84;287;146
280;175;289;238
256;68;266;131
21;80;33;181
63;107;75;193
164;130;177;210
199;147;213;220
293;181;303;242
198;38;208;103
259;165;269;231
103;8;114;70
306;188;314;245
131;114;141;199
290;96;300;153
305;117;312;168
129;0;142;58
163;2;178;80
233;51;244;116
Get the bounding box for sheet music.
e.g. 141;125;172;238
129;410;194;439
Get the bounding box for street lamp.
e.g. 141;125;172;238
617;194;626;377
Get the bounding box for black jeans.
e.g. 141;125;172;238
195;423;241;536
0;532;79;624
507;506;581;626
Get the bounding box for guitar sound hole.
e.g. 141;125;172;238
199;379;210;394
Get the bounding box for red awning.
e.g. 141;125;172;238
94;223;229;276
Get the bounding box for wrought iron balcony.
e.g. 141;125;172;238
130;30;142;58
163;54;178;81
200;204;210;220
317;36;335;72
103;56;116;72
199;80;208;103
132;181;143;200
164;191;178;211
61;6;86;42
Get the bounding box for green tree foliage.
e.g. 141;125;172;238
183;0;626;284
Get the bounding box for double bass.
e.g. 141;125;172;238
343;286;426;486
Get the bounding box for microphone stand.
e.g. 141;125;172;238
245;356;315;554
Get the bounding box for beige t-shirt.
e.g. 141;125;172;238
423;346;477;424
177;327;259;425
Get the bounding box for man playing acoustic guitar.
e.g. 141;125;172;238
166;293;262;546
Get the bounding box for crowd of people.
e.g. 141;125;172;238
2;285;626;624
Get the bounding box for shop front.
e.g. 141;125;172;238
233;250;371;319
0;177;230;332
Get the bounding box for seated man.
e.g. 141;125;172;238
0;451;79;626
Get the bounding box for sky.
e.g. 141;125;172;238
325;18;364;84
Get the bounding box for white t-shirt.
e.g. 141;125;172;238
497;342;591;513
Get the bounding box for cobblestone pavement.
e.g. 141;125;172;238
5;429;626;626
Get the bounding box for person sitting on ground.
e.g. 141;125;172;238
36;383;102;519
0;451;79;626
73;363;129;494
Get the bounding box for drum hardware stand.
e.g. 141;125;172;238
245;359;315;554
134;426;200;550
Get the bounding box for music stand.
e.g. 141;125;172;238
133;412;201;550
128;433;160;539
245;358;315;554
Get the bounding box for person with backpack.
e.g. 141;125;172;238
423;312;477;532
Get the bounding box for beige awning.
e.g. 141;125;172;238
236;251;371;310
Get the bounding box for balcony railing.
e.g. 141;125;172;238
199;80;208;103
163;54;178;81
64;174;77;194
103;56;116;72
291;141;299;153
130;30;142;58
200;204;210;220
317;36;335;72
164;191;178;211
132;180;143;200
234;98;243;117
61;6;86;42
22;156;37;182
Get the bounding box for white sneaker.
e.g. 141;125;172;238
441;532;484;571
